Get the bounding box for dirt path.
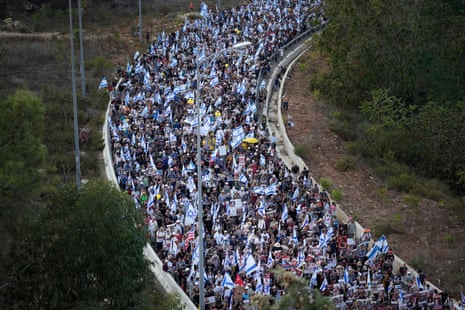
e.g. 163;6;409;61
283;48;465;297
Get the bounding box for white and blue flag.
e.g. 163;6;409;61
98;77;108;89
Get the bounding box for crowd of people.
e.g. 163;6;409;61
106;0;456;309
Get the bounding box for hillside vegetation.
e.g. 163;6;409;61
312;0;465;197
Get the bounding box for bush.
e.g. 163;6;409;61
328;120;356;141
331;188;343;201
319;177;332;191
403;195;420;209
387;173;415;192
294;145;308;160
86;55;113;71
410;178;450;202
335;155;358;171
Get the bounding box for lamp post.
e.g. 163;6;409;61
195;41;251;310
138;0;142;43
69;0;81;190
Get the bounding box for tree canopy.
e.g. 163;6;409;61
251;268;334;310
313;0;465;194
1;180;156;309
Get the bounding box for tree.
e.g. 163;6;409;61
315;0;465;106
1;180;157;309
0;89;47;272
0;90;46;209
251;268;334;310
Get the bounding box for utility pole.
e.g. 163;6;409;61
78;0;86;97
138;0;142;43
69;0;82;190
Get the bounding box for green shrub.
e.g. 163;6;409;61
386;173;415;191
331;188;343;201
335;155;358;171
319;178;332;191
328;120;356;141
299;59;308;72
294;145;308;160
410;178;449;202
86;55;113;71
403;195;420;209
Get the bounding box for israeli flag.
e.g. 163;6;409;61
375;235;389;253
300;215;309;230
253;186;265;195
98;77;108;89
224;252;231;270
344;268;350;285
291;186;299;201
366;244;380;265
165;92;176;104
187;160;196;171
243;255;259;276
310;268;318;289
266;250;273;268
265;185;276;196
319;277;328;292
366;235;389;264
214;96;223;106
239;174;248;184
281;204;288;223
255;275;263;294
257;200;265;217
133;91;144;103
292;225;298;245
133;50;140;61
199;2;209;18
319;231;328;249
416;276;424;290
184;202;198;226
210;76;219;87
399;289;404;304
260;154;266;167
169;57;178;68
191;241;200;266
184;91;195;100
222;272;235;289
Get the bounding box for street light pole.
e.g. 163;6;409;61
195;41;251;310
138;0;142;43
77;0;86;97
69;0;81;190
